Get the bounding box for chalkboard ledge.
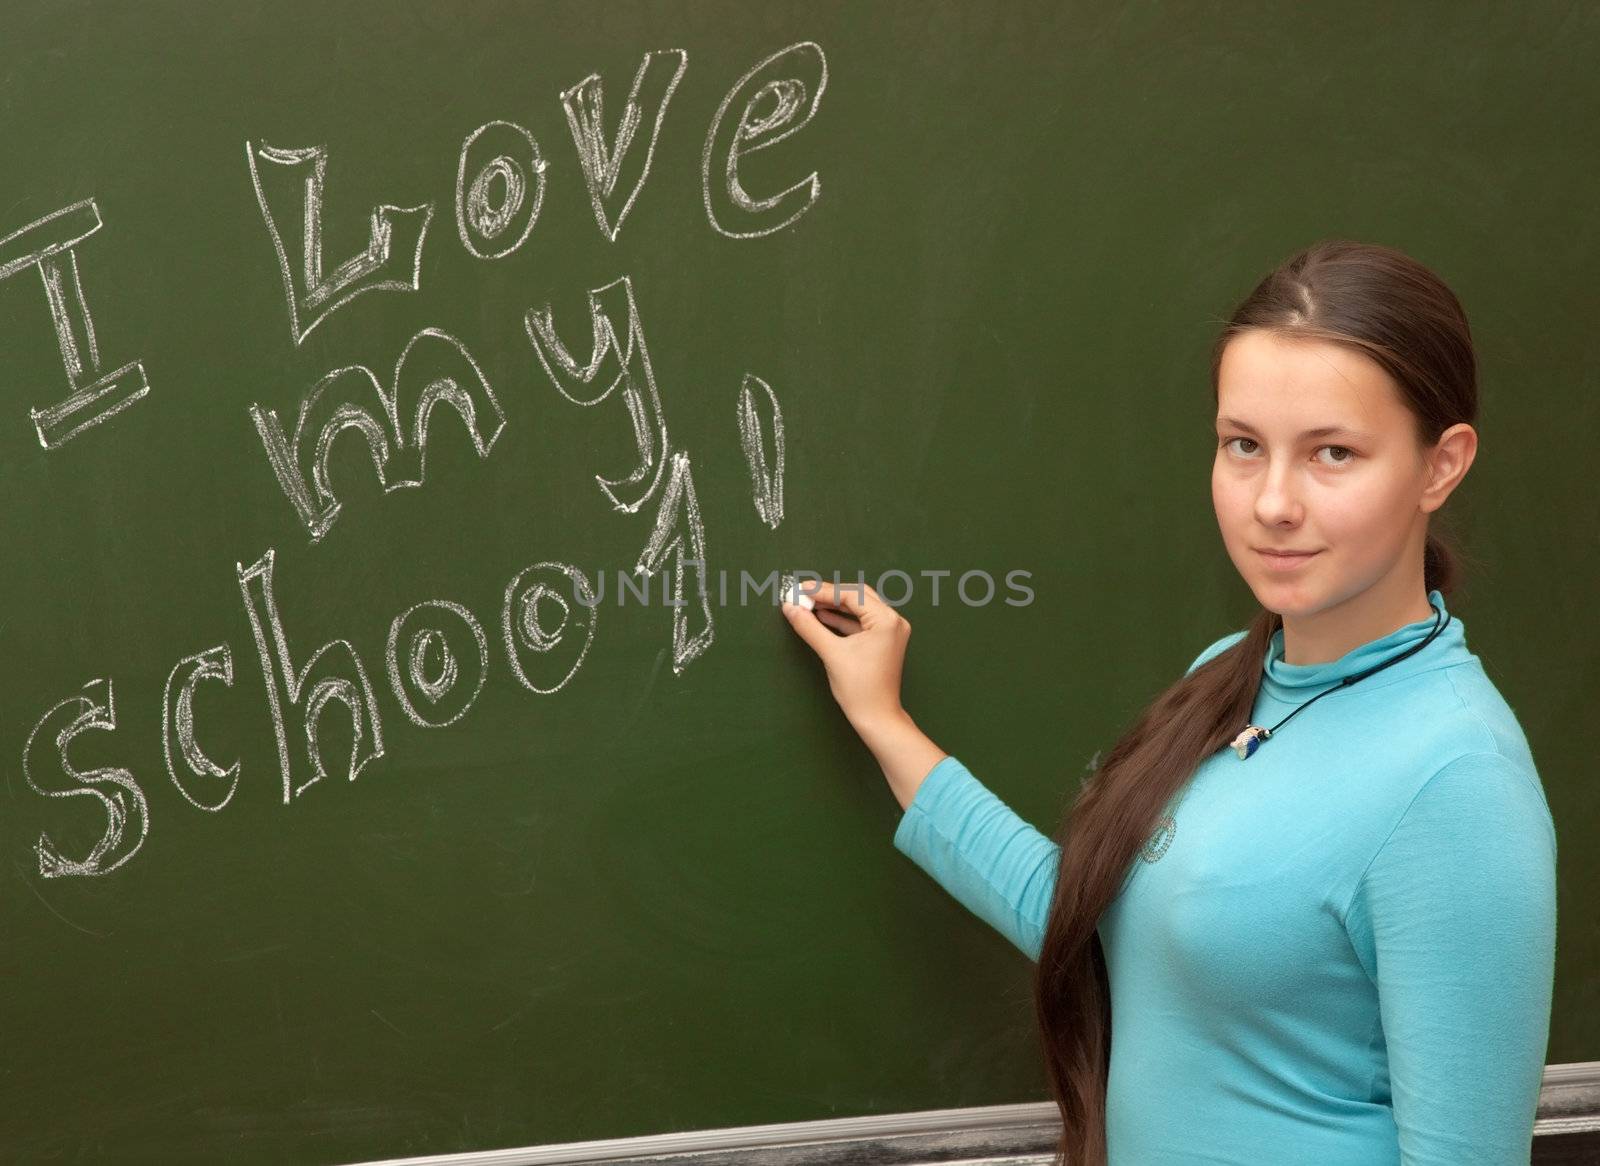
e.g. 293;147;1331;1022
345;1061;1600;1165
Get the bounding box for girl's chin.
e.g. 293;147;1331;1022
1247;573;1324;610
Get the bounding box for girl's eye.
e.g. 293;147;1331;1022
1219;437;1356;466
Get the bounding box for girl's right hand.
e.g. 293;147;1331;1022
781;579;912;731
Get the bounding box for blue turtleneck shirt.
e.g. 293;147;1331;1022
892;589;1557;1164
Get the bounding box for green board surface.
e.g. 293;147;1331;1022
2;3;1595;1162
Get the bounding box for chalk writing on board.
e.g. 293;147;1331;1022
502;563;601;695
15;36;840;883
636;450;716;672
19;533;632;878
736;372;785;529
524;275;670;514
249;325;506;541
162;645;241;812
455;120;548;261
562;48;688;242
526;275;716;672
0;199;151;448
245;141;435;345
238;548;387;804
23;679;150;878
386;600;490;728
702;41;828;239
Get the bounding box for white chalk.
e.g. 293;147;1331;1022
780;574;815;610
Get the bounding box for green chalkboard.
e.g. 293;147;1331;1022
2;2;1594;1162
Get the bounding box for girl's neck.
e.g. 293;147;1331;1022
1279;576;1434;666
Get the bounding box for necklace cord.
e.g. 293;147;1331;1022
1248;604;1451;745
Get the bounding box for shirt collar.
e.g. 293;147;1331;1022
1259;588;1470;702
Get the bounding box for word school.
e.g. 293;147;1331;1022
25;550;603;881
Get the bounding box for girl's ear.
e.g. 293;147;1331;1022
1421;423;1477;513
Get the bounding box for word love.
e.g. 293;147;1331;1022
0;41;826;446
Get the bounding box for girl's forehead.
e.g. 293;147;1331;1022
1218;332;1402;426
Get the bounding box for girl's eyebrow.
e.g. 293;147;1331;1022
1215;416;1372;441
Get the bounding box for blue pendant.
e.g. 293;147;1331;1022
1230;725;1269;760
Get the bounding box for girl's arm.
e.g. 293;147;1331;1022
1344;750;1557;1163
781;579;1059;958
892;754;1061;960
782;588;1253;960
780;579;946;810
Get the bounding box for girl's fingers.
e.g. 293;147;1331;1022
781;599;840;660
811;605;862;636
799;579;880;619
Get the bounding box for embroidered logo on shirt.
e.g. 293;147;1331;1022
1139;812;1176;863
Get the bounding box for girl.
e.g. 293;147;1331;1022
780;240;1557;1165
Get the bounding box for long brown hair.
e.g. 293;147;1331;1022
1033;239;1480;1165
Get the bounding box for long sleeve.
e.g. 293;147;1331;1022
888;635;1236;962
892;755;1061;961
1343;751;1558;1165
